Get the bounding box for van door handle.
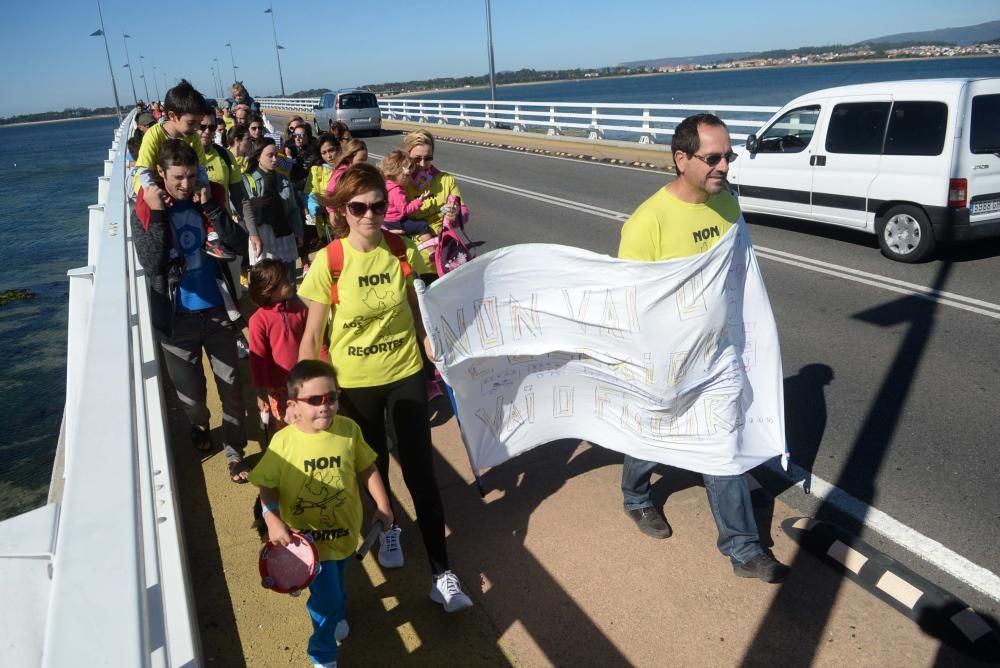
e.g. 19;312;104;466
810;155;827;167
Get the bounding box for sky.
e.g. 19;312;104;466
2;0;999;117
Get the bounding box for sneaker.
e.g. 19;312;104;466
334;619;349;642
377;525;404;569
190;425;213;452
204;232;236;260
733;552;790;583
236;334;250;360
311;662;337;668
625;506;673;539
430;570;473;612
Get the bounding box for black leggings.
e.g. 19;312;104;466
339;371;449;575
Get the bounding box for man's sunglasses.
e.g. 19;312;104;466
691;151;737;167
199;123;217;131
345;200;388;217
294;391;340;406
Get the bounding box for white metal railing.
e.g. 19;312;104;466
259;96;781;144
0;111;201;666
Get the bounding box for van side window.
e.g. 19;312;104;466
321;94;334;108
971;94;1000;154
884;102;948;156
825;102;890;155
756;106;820;153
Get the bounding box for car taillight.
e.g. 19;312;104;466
948;178;967;208
335;98;341;109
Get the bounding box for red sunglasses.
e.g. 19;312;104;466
294;391;340;406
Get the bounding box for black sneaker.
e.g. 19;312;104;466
625;506;673;539
191;425;213;453
204;236;237;260
733;552;790;583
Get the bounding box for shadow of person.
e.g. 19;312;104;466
783;363;834;494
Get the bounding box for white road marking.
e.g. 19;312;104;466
368;150;1000;602
760;460;1000;604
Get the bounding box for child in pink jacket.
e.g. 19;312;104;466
379;150;434;246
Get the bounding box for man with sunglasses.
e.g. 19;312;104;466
617;113;789;583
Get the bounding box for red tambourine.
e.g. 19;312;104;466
259;531;321;595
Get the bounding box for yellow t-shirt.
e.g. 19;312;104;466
298;237;431;388
133;123;209;193
405;171;461;234
249;415;377;561
203;145;243;211
618;188;740;261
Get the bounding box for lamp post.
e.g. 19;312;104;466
213;58;225;99
89;0;122;122
138;54;150;102
224;42;239;85
151;64;161;101
484;0;497;104
122;32;138;105
264;3;286;97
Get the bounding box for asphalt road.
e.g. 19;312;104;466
365;131;1000;618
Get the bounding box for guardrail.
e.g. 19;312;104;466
1;111;201;666
258;96;781;143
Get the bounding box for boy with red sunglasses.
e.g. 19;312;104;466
250;359;392;668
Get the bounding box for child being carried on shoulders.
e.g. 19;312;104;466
250;360;393;668
379;150;435;250
248;260;309;431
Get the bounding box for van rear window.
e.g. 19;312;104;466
884;101;947;156
826;102;890;155
971;94;1000;154
338;93;377;109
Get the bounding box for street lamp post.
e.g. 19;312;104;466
89;0;123;122
139;54;150;102
484;0;498;104
213;58;224;99
151;64;161;101
264;3;286;97
122;32;138;105
224;42;239;85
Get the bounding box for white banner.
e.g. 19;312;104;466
416;222;786;476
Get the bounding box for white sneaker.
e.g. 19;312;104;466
334;619;349;642
311;662;336;668
430;570;473;612
377;525;404;569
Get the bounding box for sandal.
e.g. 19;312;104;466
191;426;213;453
228;458;251;484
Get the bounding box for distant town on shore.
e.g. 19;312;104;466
4;19;998;124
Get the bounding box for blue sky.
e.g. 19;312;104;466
2;0;998;116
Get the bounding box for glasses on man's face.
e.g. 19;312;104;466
295;391;340;407
410;155;433;164
294;133;307;139
199;123;217;131
691;151;737;167
249;125;261;132
345;200;388;217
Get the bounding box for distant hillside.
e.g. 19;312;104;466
620;52;755;68
862;20;1000;46
620;19;1000;68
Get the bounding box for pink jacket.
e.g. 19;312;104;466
384;180;423;223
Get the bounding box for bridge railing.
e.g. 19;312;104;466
19;111;199;667
259;96;781;144
257;96;319;113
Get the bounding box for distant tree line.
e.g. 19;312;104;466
0;106;122;126
746;40;956;61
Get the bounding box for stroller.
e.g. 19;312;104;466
432;195;484;276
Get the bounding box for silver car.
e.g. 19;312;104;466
312;89;382;136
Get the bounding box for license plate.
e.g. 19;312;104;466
351;117;370;124
971;198;1000;215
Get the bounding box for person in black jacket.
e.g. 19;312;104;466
130;140;252;482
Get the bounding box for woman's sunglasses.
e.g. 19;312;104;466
345;200;388;217
294;391;340;406
410;155;433;164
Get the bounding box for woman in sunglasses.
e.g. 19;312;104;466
298;163;475;613
402;130;462;236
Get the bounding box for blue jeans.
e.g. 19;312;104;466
621;455;763;565
306;558;349;665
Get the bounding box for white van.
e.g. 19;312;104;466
312;89;382;136
728;78;1000;262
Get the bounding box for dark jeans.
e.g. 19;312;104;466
339;371;449;575
160;306;247;460
621;455;762;564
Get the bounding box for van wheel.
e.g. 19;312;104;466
876;205;936;263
